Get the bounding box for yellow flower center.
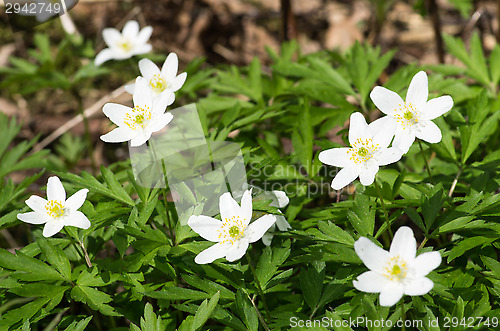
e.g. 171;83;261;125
117;38;133;53
394;103;419;129
384;256;408;281
228;226;240;237
124;106;152;130
45;200;65;218
348;138;379;164
150;75;168;94
218;215;246;245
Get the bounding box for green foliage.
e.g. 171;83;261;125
1;25;500;331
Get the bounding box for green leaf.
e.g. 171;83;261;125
255;240;291;290
37;236;72;280
70;285;121;317
235;289;258;331
300;264;325;312
191;291;220;331
347;194;375;236
0;249;65;281
447;237;493;262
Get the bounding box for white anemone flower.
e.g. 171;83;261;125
353;226;441;307
258;190;291;246
370;71;454;154
17;176;91;238
100;76;174;147
319;112;403;190
125;53;187;101
188;189;277;264
95;20;153;66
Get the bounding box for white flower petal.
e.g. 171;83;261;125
379;283;404;306
124;83;135;95
225;238;250;262
261;231;274;246
359;165;379;186
354;237;390;273
133;77;152;108
389;226;416;260
122;20;139;38
393;127;415;154
139;58;160;79
132;44;153;56
170;72;187;92
271;191;289;208
353;271;393;293
102;27;121;47
64;211;91;229
245;214;276;243
17;212;48;224
194;242;228;264
411;251;441;278
94;48;114;66
130;131;152;147
152;91;173;115
102;103;131;127
65;189;89;211
370;86;404;116
331;166;360;190
319;148;351;168
240;189;253;227
406;71;428;109
43;220;65;238
47;176;66;202
348;112;371;145
219;192;241;222
100;127;134;144
149;112;173;133
275;215;291;231
421;95;453;120
415;121;442;144
372;117;396;148
25;195;48;215
376;147;403;166
403;277;434;296
136;26;153;45
161;53;179;81
187;215;223;242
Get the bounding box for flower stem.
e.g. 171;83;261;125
64;228;92;268
448;167;462;197
247;293;271;331
374;178;393;239
400;298;406;331
246;252;271;321
418;140;433;184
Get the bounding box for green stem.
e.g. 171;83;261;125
247;293;271;331
448;167;462;197
72;88;97;174
374;178;393;239
64;228;92;268
246;252;271;321
418;140;433;183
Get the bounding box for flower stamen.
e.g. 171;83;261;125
218;216;246;245
124;106;152;130
45;200;65;218
150;75;168;94
394;103;419;129
383;255;408;281
347;138;379;164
